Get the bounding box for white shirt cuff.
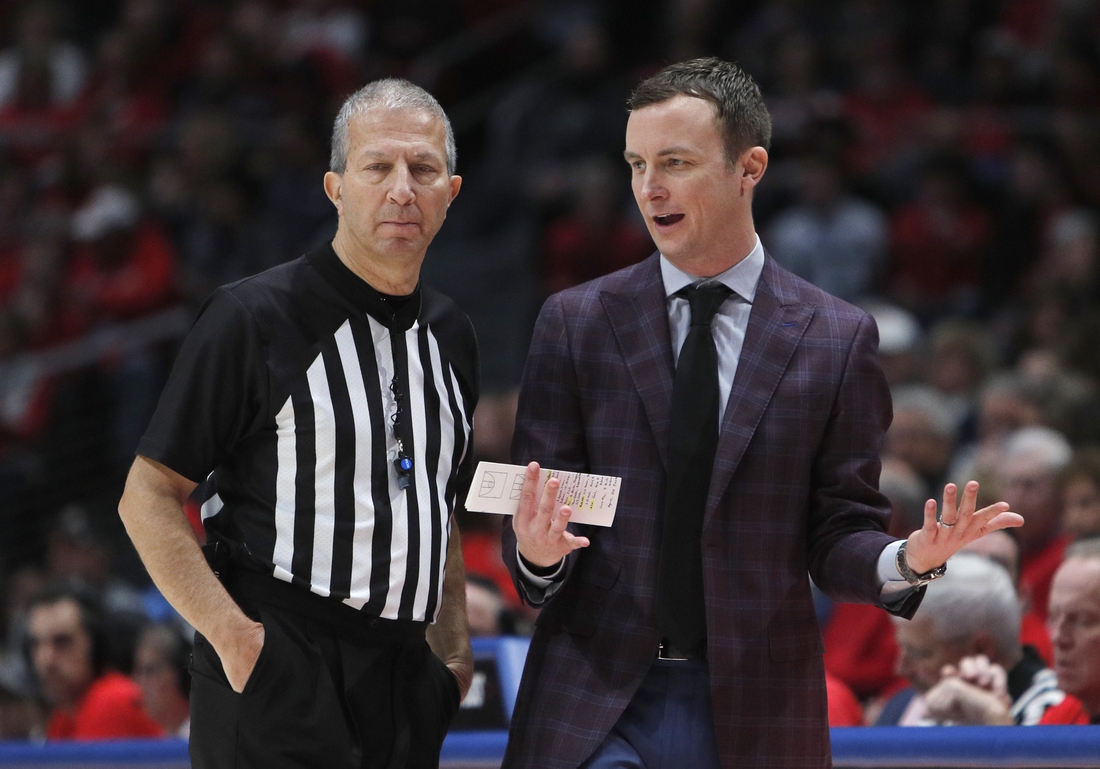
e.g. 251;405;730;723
878;539;916;601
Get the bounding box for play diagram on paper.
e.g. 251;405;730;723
464;462;621;527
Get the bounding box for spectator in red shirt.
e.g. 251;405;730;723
62;184;176;336
1040;539;1100;725
997;427;1074;621
962;529;1053;665
826;673;863;727
970;538;1100;726
540;158;652;297
27;584;162;740
888;159;990;316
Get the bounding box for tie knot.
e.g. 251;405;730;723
679;283;731;327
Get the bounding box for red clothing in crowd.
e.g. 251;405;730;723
46;671;164;740
1020;612;1054;665
826;673;864;727
461;528;520;607
56;222;177;340
541;217;652;297
0;247;21;298
841;85;933;178
823;602;903;700
1038;695;1092;725
1021;535;1070;622
888;199;990;305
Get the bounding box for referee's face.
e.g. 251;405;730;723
325;107;462;276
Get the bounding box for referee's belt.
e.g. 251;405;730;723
202;542;427;644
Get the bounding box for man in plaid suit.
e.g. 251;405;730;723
501;58;1022;768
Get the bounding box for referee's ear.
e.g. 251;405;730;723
447;174;462;206
324;171;344;216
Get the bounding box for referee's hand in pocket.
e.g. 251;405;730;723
216;620;266;693
513;462;590;570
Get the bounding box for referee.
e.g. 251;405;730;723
119;79;476;769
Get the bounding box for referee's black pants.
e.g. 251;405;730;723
188;575;460;769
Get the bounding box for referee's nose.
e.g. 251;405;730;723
387;163;416;207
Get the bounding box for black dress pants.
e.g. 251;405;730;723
189;590;460;769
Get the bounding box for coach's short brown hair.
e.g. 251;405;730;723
628;57;772;164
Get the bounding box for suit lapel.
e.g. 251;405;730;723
600;256;675;470
708;258;814;509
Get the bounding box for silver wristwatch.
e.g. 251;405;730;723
896;541;947;586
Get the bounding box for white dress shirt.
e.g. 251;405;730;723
519;236;912;599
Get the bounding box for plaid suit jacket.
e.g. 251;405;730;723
502;252;920;768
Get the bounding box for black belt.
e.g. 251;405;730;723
657;637;706;661
203;541;427;645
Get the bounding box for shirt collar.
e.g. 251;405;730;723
307;241;422;331
659;234;765;303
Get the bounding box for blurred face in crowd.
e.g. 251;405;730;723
884;409;951;480
133;630;189;733
324;107;461;276
978;390;1041;445
466;582;503;637
1063;476;1100;540
1048;557;1100;714
962;530;1020;586
27;599;95;710
624;95;766;275
998;452;1062;553
894;615;979;694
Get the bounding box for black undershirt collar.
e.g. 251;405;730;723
307;241;422;332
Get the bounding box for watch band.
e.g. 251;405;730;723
896;541;947;586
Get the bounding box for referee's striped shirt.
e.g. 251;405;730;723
138;243;478;623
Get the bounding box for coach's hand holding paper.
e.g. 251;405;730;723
494;462;597;569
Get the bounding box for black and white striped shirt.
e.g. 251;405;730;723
139;243;478;623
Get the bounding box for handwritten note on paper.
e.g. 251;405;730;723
464;462;621;527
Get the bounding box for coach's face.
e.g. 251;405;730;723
624;95;765;276
325;107;461;269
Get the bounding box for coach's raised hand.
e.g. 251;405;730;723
513;462;590;569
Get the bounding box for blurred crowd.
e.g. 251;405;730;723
1;0;1100;742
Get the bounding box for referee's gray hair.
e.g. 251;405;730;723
909;552;1021;661
329;79;456;175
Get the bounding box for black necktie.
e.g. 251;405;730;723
656;283;731;652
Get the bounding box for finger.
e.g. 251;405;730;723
963;657;991;688
562;532;590;551
939;483;958;526
537;478;561;527
991;664;1008;696
974;504;1018;528
516;462;542;524
547;504;573;536
957;481;979;518
922;498;939;531
986;511;1024;530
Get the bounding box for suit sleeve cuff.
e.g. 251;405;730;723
877;540;918;603
516;545;565;587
